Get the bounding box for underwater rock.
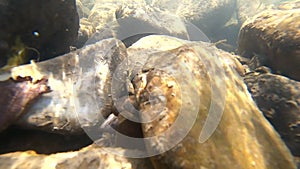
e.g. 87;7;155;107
0;38;127;135
244;70;300;156
0;0;79;68
0;34;297;168
87;3;195;47
76;18;96;47
0;145;154;169
80;0;97;10
127;35;296;169
88;0;145;30
238;8;300;81
0;77;50;132
150;0;236;39
76;0;91;18
277;0;300;10
236;0;282;25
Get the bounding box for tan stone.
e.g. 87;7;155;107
238;9;300;81
0;145;153;169
129;35;296;169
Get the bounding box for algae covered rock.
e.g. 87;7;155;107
150;0;235;34
88;0;145;30
0;35;297;169
126;35;296;169
0;145;153;169
86;3;208;47
244;70;300;156
238;8;300;80
1;38;127;135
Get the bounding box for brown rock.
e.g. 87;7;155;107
238;8;300;80
277;0;300;10
86;3;195;47
0;77;50;132
244;70;300;156
0;145;153;169
2;38;127;135
151;0;235;37
129;35;296;169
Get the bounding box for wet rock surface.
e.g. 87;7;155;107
85;3;204;47
0;0;300;168
0;145;154;169
238;7;300;80
150;0;235;35
0;77;50;132
236;0;282;24
244;69;300;156
9;39;127;135
0;34;297;168
129;35;296;169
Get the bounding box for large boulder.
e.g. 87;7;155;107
0;35;297;168
238;8;300;80
0;38;127;135
236;0;282;25
125;35;296;169
244;69;300;156
86;3;205;47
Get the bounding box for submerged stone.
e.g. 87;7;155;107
128;35;296;169
0;38;127;135
244;70;300;156
0;77;50;132
238;8;300;80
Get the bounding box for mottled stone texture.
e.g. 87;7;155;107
0;145;154;169
128;35;296;169
0;35;297;168
0;77;50;132
0;0;79;67
244;71;300;156
238;8;300;80
151;0;235;34
10;39;127;135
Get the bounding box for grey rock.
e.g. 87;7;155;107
150;0;236;40
2;38;127;135
238;8;300;80
86;3;205;47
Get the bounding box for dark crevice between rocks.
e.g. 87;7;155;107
0;126;93;155
121;33;156;48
